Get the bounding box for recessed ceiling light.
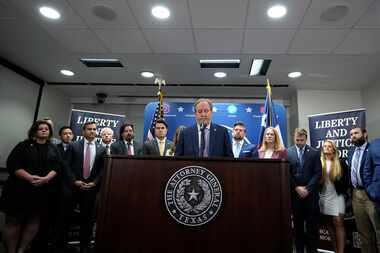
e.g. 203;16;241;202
39;6;61;20
151;5;170;19
267;5;287;19
214;72;227;78
288;71;302;78
60;69;74;76
141;71;154;78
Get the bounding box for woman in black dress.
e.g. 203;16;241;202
0;120;61;253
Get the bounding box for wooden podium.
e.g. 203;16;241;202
96;156;292;253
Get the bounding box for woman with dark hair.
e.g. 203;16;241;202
319;140;349;253
256;126;287;159
166;125;186;156
0;120;61;253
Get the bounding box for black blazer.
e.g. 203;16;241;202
56;143;74;188
69;139;105;185
111;139;143;156
321;159;349;196
287;145;322;194
143;139;173;156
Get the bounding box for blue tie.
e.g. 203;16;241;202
351;148;361;187
298;148;304;168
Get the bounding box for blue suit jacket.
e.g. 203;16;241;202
287;145;322;194
347;142;370;187
175;123;233;157
238;142;257;158
364;139;380;201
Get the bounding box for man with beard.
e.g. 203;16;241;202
111;123;143;156
348;127;380;253
231;121;256;158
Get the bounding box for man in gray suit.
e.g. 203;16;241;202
143;119;173;156
111;123;143;156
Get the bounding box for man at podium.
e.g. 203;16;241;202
175;98;233;158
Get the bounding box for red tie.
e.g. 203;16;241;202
83;142;91;179
127;143;132;155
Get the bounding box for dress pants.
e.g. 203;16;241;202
352;188;380;253
292;191;320;253
72;187;98;250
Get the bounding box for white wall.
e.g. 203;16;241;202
297;89;363;134
0;65;39;167
38;85;71;137
362;81;380;139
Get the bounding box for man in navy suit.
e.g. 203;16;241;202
231;121;256;158
287;128;321;253
70;122;105;253
348;128;380;253
364;138;380;216
175;98;233;158
111;123;143;156
143;119;173;156
53;126;74;251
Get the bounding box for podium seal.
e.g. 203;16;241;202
164;166;222;226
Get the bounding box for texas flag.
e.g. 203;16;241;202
257;79;284;145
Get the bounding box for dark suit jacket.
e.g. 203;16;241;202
56;143;74;188
238;142;257;158
69;139;105;186
175;123;233;157
110;139;143;156
347;142;370;187
364;139;380;201
143;138;173;156
287;145;322;194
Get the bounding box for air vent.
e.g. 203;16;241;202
80;58;124;68
200;59;240;68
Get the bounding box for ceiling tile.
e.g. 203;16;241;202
144;29;195;53
334;29;380;55
289;29;349;54
301;0;373;28
243;29;296;54
194;29;244;54
355;0;380;28
67;0;138;29
128;0;191;28
94;29;151;53
189;0;248;28
47;28;108;53
246;0;310;29
11;0;87;28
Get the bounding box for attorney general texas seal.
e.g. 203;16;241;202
164;166;222;226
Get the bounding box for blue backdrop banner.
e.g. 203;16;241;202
308;108;366;158
143;102;287;146
70;109;126;142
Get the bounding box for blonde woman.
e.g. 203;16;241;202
257;127;287;159
320;140;349;253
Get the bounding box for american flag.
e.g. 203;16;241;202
146;79;165;141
